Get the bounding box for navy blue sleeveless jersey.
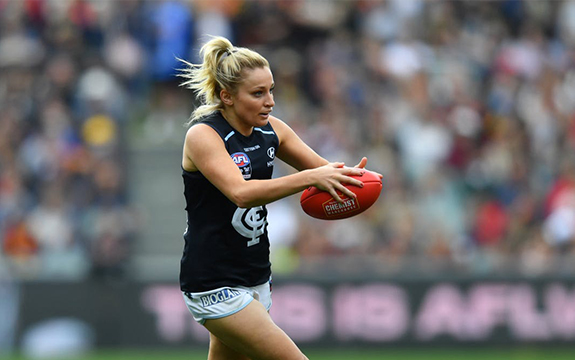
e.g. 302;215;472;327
180;112;279;292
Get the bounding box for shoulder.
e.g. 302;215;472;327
183;121;227;171
268;116;287;130
268;116;299;145
186;113;228;141
185;122;222;146
268;116;291;140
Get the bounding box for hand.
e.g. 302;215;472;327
353;157;383;179
310;162;365;203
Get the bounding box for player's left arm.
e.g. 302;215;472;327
269;116;370;171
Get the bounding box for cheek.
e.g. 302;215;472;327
239;99;261;113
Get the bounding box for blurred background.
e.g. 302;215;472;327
1;0;575;359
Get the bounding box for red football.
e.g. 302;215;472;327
300;170;382;220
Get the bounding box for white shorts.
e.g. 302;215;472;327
182;279;272;325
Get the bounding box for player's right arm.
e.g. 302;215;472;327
183;124;364;208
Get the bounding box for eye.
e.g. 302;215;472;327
253;91;263;97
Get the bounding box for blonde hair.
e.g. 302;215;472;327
178;36;270;124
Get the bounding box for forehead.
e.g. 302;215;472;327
240;67;274;88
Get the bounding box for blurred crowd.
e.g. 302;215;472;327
1;0;575;280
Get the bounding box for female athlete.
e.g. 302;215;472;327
179;36;372;360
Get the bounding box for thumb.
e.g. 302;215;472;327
355;157;367;169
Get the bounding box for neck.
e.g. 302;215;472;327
220;109;253;137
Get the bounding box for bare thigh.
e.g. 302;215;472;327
204;300;308;360
208;333;250;360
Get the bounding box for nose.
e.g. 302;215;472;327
265;92;275;108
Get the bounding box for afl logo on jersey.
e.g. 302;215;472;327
231;152;252;179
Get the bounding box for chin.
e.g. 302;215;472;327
255;117;269;126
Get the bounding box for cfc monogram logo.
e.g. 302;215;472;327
232;206;267;247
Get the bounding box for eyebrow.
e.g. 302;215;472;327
250;83;275;90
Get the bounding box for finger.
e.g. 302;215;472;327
336;172;364;187
329;188;344;203
331;162;345;168
350;178;365;188
338;184;358;200
327;179;356;202
354;157;367;169
341;167;366;177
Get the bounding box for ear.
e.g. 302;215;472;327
220;89;233;106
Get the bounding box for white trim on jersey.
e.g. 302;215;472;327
224;131;235;142
254;128;275;135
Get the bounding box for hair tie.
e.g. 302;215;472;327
220;48;236;62
221;49;233;61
